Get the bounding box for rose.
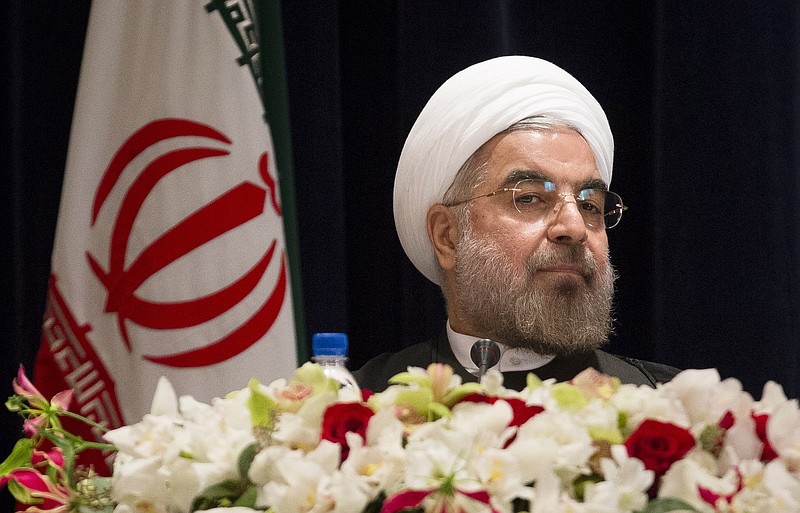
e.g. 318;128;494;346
320;402;375;461
624;419;695;475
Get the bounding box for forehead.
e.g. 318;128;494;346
481;128;603;188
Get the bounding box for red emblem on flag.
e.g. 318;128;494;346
85;118;287;368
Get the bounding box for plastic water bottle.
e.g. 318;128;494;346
311;332;361;401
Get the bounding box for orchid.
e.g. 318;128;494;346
384;363;484;421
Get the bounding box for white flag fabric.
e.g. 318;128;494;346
35;0;298;461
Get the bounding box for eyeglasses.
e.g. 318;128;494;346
447;179;628;229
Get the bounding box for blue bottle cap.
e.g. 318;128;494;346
312;332;349;356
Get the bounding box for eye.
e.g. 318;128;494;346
578;200;603;214
576;190;607;216
513;192;544;206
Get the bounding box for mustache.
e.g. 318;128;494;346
525;245;598;278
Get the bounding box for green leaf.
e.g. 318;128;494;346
233;484;259;507
248;378;277;429
0;438;33;476
636;497;700;513
237;443;260;480
190;478;251;511
361;491;387;513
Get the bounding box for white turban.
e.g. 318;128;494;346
393;55;614;285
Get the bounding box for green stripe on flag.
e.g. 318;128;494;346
257;0;308;363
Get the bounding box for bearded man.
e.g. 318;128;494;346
353;56;679;391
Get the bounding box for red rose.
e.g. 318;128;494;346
625;419;695;475
321;402;374;461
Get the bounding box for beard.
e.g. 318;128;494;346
451;224;617;356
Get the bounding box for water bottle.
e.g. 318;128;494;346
311;332;361;401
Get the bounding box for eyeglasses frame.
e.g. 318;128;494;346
446;178;629;229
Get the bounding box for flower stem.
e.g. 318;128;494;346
61;410;111;433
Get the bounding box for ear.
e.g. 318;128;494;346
427;204;460;272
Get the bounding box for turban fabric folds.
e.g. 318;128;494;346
393;56;614;285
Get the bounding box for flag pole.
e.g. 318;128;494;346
257;0;308;364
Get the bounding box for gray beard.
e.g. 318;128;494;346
451;226;616;356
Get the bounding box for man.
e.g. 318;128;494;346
353;56;679;391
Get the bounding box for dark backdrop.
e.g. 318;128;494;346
3;2;799;508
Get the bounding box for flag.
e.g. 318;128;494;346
34;0;302;470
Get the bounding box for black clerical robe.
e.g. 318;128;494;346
352;330;680;392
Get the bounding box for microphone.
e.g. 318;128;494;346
470;339;501;379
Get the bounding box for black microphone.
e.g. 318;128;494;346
470;339;501;379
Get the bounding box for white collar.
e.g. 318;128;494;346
446;320;555;376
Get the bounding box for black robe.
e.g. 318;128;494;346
353;330;680;392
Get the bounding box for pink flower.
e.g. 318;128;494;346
0;467;70;512
12;366;74;436
31;448;65;469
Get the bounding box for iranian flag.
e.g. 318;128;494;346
34;0;302;469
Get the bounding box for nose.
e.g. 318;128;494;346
546;195;588;245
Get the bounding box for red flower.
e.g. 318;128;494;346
321;402;374;461
625;419;695;475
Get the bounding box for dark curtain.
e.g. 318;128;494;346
3;1;799;508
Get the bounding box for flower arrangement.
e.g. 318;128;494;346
2;362;800;513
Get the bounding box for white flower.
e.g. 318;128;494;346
339;409;405;496
755;459;800;512
470;447;530;511
657;458;737;512
448;401;516;449
507;409;595;484
720;407;762;467
610;383;689;429
528;470;584;513
583;445;653;513
767;399;800;468
76;364;799;513
755;381;790;413
660;369;748;432
256;441;348;513
480;369;506;395
106;378;255;512
202;509;264;513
